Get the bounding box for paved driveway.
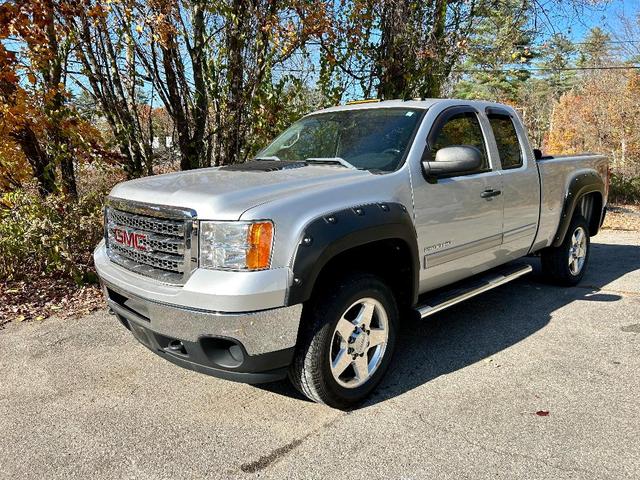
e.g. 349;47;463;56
1;230;639;479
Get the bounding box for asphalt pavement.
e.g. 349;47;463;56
1;230;639;479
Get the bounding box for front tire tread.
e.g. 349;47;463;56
288;273;397;409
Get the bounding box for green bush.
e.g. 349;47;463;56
609;174;640;205
0;189;105;283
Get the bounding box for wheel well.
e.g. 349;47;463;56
577;192;603;236
312;239;416;311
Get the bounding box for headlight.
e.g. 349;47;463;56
199;221;274;271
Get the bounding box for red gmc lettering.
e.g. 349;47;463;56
113;228;147;251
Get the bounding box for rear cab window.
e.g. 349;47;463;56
487;113;523;170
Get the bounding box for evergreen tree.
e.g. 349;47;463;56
577;27;612;68
539;33;577;99
452;0;536;102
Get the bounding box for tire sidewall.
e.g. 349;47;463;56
563;216;591;283
313;276;398;406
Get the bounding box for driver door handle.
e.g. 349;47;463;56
481;189;502;199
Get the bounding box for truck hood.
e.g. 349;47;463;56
109;164;374;220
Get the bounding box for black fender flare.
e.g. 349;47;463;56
286;202;420;306
552;171;605;247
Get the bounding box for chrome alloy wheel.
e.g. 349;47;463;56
329;297;389;389
568;226;588;275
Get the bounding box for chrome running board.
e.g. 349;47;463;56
416;263;533;319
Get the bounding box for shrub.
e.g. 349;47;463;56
609;174;640;205
0;189;106;283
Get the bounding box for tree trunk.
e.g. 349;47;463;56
44;4;77;199
190;1;209;168
378;0;411;99
11;127;57;197
377;0;450;99
223;0;247;165
161;36;200;170
420;0;448;98
59;157;78;198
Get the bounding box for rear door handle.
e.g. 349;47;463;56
481;189;502;198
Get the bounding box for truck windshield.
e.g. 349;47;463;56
257;108;423;172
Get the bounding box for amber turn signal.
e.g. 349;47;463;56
246;221;274;270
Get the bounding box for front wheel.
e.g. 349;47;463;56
288;273;398;409
541;215;591;286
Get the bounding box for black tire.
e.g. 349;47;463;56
541;215;591;286
288;273;398;409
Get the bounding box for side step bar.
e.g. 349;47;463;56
416;263;533;319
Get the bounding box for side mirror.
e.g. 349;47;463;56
533;148;543;160
422;145;483;180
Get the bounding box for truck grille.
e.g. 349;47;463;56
104;198;197;285
107;209;185;237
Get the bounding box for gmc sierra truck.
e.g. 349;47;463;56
94;99;609;408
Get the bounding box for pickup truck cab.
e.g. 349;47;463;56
94;99;609;408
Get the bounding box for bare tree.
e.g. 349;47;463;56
68;3;154;178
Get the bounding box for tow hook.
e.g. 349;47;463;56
165;340;187;356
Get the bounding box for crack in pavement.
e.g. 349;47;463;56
239;414;343;474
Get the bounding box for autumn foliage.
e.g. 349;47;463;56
0;0;104;198
546;71;640;176
545;70;640;202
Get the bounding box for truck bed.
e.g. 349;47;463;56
534;153;609;250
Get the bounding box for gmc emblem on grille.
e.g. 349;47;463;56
113;227;148;251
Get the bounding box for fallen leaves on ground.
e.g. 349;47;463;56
0;276;103;328
603;204;640;231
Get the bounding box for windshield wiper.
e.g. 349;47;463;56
305;157;356;169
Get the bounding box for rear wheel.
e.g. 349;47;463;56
541;215;590;286
288;273;398;409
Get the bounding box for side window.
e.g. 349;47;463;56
488;114;523;169
431;112;489;172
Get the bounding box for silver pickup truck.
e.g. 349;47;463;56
94;99;609;408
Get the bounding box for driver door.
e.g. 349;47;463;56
413;106;505;293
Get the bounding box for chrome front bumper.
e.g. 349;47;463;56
101;280;303;383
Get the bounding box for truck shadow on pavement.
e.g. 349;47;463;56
259;240;639;408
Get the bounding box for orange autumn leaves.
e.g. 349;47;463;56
0;0;103;193
546;70;640;178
